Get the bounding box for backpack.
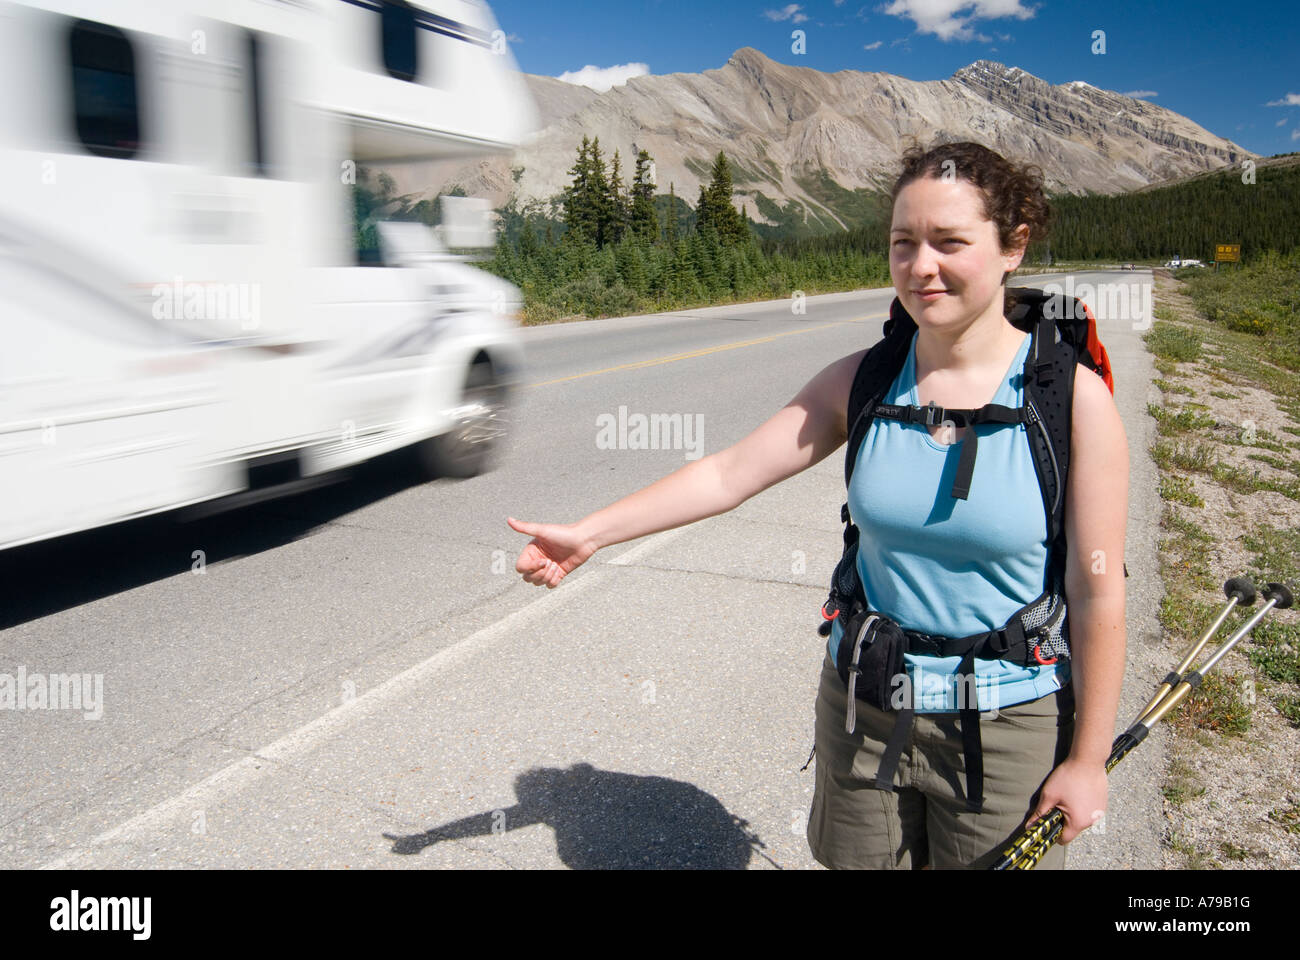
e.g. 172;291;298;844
816;286;1117;813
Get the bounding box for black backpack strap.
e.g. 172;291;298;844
873;708;914;793
844;305;916;489
1019;295;1078;587
818;305;915;632
958;649;984;812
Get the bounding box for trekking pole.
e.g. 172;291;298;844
996;579;1284;870
991;578;1287;871
1133;577;1256;727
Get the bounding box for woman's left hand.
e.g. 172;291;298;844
1023;756;1109;843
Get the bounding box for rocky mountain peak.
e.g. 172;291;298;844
406;52;1253;234
952;59;1018;79
728;46;772;70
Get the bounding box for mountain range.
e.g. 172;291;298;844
394;47;1253;233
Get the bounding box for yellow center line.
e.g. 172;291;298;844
523;312;889;388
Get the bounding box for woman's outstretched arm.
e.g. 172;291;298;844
509;351;859;588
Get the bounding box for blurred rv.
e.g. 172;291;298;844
0;0;537;551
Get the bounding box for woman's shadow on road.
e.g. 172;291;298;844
383;762;779;869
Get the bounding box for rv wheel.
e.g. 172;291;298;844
414;361;508;479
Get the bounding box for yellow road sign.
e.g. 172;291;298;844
1216;244;1241;262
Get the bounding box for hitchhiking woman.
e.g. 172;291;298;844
507;141;1129;869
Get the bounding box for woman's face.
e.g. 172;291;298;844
889;175;1026;331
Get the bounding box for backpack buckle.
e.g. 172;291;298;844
924;401;942;426
1032;627;1058;665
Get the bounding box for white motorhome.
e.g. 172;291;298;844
0;0;538;551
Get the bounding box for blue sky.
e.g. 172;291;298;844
488;0;1299;157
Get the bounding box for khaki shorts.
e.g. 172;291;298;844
807;652;1075;870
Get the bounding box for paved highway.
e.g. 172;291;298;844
0;272;1166;869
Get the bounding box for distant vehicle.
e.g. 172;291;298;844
0;0;539;552
1164;258;1205;269
1123;263;1135;270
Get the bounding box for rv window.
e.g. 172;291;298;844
381;0;418;82
69;19;141;159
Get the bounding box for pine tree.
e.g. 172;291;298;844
666;182;679;246
562;136;593;241
630;149;659;244
587;137;612;247
696;182;715;236
608;149;629;244
705;151;745;245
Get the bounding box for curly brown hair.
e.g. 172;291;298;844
890;141;1052;255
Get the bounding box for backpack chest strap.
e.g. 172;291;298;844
872;401;1029;499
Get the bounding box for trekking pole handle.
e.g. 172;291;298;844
1135;579;1254;727
1198;587;1286;673
1140;586;1285;730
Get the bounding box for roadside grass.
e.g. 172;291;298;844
1162;758;1206;805
1269;802;1300;834
1147;403;1216;437
1218;840;1252;861
1211;463;1300;501
1151;439;1217;474
1194;325;1300;400
1242;523;1300;583
1224;435;1293;456
1168;831;1219;869
1159;474;1203;508
1245;620;1300;686
1276;693;1300;727
1178;671;1253;737
1156;378;1197;395
1145;321;1202;363
1150;266;1300;865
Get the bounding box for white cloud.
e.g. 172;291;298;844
555;62;650;92
1121;89;1158;99
1278;117;1288;127
879;0;1036;42
1266;93;1300;106
1293;128;1300;141
864;40;883;49
506;33;522;43
764;4;809;23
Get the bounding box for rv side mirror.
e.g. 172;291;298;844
435;195;494;249
375;221;441;267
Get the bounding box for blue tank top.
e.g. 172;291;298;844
826;329;1070;712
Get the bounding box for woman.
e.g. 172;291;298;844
507;141;1129;869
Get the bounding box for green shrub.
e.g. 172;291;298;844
1146;322;1202;362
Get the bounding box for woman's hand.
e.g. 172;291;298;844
507;517;598;589
1024;756;1109;844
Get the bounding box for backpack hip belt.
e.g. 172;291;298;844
828;585;1069;814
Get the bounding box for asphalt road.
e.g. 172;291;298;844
0;271;1166;869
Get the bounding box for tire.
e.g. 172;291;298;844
414;361;508;479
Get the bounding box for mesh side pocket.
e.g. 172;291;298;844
1019;593;1071;660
